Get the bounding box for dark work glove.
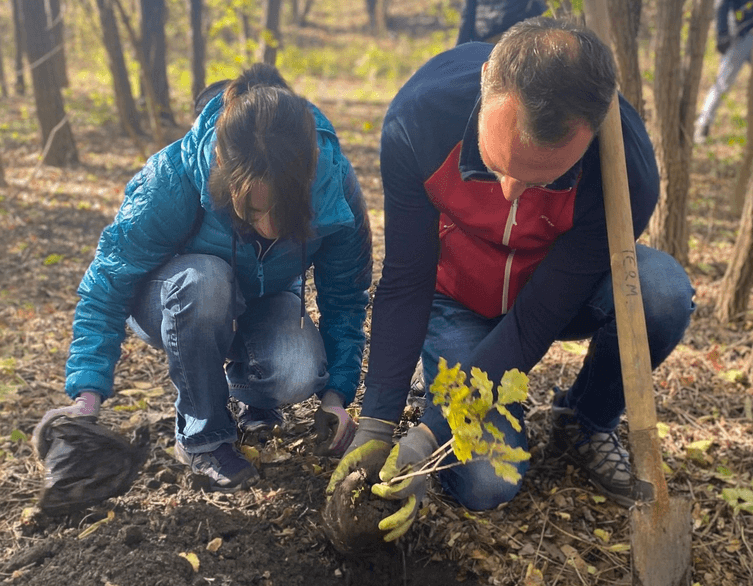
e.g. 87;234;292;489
717;34;731;54
313;390;357;457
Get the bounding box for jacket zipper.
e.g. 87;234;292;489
500;198;518;313
253;237;279;297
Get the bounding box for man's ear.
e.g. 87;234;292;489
481;61;489;75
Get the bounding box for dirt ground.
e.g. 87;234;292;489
3;6;753;586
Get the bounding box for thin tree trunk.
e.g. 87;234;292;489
95;0;143;139
715;177;753;323
239;8;254;66
111;0;167;148
12;0;26;95
258;0;282;65
188;0;205;101
366;0;388;35
294;0;314;26
648;0;713;265
22;0;78;166
608;0;643;118
0;37;8;98
140;0;175;125
45;0;68;87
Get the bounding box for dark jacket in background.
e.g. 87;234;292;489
456;0;546;44
717;0;753;44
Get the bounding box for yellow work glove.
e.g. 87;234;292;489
371;424;439;542
325;417;395;497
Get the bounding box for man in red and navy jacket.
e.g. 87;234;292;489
327;17;695;542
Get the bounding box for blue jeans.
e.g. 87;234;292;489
696;31;753;131
420;245;695;510
127;254;328;452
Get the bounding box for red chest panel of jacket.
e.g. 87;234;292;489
425;142;579;318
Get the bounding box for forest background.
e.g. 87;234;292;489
1;1;753;585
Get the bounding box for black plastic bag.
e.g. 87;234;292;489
36;416;149;516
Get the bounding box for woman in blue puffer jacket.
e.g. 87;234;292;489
35;64;372;492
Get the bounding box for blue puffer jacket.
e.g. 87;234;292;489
65;94;372;405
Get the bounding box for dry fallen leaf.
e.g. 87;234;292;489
79;511;115;539
179;552;200;572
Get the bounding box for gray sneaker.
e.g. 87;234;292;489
174;442;258;493
548;392;653;508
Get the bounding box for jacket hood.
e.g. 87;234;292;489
180;92;350;232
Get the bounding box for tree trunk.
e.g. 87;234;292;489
608;0;643;118
238;7;254;66
188;0;205;101
366;0;388;35
0;153;7;187
648;0;713;265
111;0;167;147
715;177;753;323
0;35;8;98
22;0;78;166
291;0;315;26
258;0;282;65
95;0;142;138
45;0;68;87
140;0;175;125
12;0;26;95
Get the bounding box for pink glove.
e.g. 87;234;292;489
313;390;357;457
32;391;102;457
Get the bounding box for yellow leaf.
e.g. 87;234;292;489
43;254;64;266
656;421;670;438
560;340;587;355
591;494;607;504
719;369;745;383
207;538;222;552
686;440;713;452
179;552;200;572
686;439;714;463
496;369;529;404
120;387;165;398
607;543;631;553
79;511;115;539
594;528;610;543
240;445;260;465
524;564;545;586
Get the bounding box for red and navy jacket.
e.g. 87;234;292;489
361;42;659;441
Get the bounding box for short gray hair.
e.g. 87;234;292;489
481;17;616;145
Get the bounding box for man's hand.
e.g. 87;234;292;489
325;417;395;497
371;424;439;542
313;390;357;457
717;34;731;54
32;391;102;458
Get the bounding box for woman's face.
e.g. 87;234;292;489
234;180;278;239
